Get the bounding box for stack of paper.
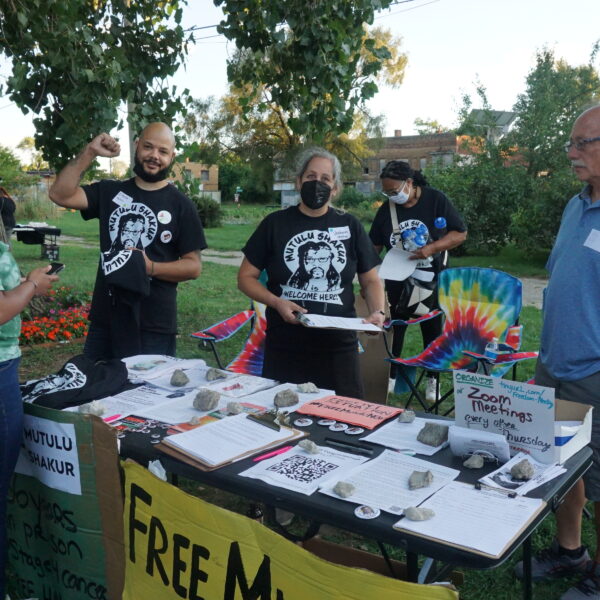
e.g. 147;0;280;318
240;445;368;495
319;450;460;514
160;413;305;469
479;452;566;495
361;417;450;456
296;313;381;332
393;480;545;559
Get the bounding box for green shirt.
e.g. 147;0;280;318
0;241;22;361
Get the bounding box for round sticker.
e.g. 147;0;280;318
318;419;337;426
160;230;173;243
344;426;365;436
157;210;172;224
354;505;381;520
329;422;349;432
294;418;313;428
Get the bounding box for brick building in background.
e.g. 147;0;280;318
171;159;221;203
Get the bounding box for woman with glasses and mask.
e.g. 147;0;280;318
238;148;385;398
369;160;467;400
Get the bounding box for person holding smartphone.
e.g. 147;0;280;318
0;238;58;600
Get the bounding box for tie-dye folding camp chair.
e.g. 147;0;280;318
387;267;538;415
190;301;267;376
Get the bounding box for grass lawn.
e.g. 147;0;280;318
11;204;592;600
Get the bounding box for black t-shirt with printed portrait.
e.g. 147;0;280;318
82;178;206;334
242;205;380;351
369;186;466;297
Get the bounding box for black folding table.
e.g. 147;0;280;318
119;416;592;600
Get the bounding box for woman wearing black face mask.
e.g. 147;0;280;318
238;148;385;398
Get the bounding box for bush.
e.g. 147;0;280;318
344;197;383;228
426;154;527;255
337;187;367;209
510;168;580;253
191;195;223;228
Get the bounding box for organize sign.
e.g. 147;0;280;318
453;372;556;462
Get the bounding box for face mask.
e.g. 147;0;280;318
133;153;170;183
300;180;332;210
388;182;410;205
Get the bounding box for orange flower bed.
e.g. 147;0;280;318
20;305;90;345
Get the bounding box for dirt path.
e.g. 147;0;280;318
58;240;547;308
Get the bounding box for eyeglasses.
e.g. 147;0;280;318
564;136;600;153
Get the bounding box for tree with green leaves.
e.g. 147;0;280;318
180;19;404;202
507;47;600;251
426;49;600;254
0;145;28;188
414;117;452;135
0;0;191;169
509;47;600;177
16;137;48;171
215;0;399;140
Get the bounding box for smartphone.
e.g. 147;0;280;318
48;262;65;275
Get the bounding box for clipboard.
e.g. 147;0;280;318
392;480;546;559
159;413;306;470
294;313;382;333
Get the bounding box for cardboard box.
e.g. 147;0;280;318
355;294;390;405
302;536;462;589
555;398;593;464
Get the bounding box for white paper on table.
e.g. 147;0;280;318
148;364;229;392
92;383;180;421
360;417;450;456
479;452;566;495
240;445;368;495
298;314;381;332
133;395;267;425
162;413;303;466
319;449;460;514
123;355;204;380
378;248;417;281
203;374;277;397
393;480;545;558
448;425;511;463
240;383;335;410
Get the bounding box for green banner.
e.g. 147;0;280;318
6;403;123;600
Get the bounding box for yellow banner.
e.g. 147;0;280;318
122;461;458;600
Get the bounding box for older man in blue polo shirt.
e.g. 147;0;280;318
514;105;600;599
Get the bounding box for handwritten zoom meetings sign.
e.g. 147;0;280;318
453;371;555;462
123;461;457;600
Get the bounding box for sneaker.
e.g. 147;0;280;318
425;376;439;402
514;538;590;581
561;561;600;599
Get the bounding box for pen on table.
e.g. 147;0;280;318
252;445;294;462
324;438;373;456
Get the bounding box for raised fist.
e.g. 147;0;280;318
88;133;121;158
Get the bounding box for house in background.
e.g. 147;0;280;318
464;109;517;144
358;130;460;194
171;159;221;203
358;111;516;194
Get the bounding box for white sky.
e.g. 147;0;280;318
1;0;599;160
